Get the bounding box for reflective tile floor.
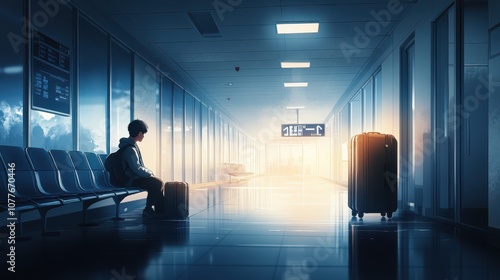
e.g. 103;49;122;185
2;176;500;279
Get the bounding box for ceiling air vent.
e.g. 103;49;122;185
188;11;221;37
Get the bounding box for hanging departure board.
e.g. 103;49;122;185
281;124;325;137
32;32;71;116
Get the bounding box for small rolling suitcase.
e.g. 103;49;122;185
348;132;397;218
164;181;189;219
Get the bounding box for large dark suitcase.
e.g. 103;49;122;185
164;181;189;219
348;132;397;218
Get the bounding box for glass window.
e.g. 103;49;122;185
200;103;208;182
78;16;107;153
373;71;382;132
363;79;373;132
350;92;362;137
231;125;236;163
214;112;221;180
0;0;24;146
208;108;216;181
134;56;160;174
110;40;131;152
173;84;184;181
340;106;349;184
332;116;340;181
434;5;456;220
401;38;416;213
223;120;229;163
161;77;173;180
184;94;194;184
30;2;73;150
460;1;489;228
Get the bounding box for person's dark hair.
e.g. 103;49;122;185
128;119;148;137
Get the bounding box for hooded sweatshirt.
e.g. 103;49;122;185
118;137;154;186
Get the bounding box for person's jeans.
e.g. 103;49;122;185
131;176;165;213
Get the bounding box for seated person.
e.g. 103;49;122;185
119;119;164;217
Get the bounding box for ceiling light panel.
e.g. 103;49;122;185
281;62;311;68
284;82;308;88
276;23;319;34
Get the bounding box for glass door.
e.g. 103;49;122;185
433;5;456;220
460;0;488;228
400;36;415;213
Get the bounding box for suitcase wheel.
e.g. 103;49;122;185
381;212;386;217
351;210;358;217
358;212;364;218
387;212;393;219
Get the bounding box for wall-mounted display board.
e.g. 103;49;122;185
31;32;71;116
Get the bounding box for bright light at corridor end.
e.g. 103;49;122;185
284;82;308;88
276;23;319;34
281;62;310;68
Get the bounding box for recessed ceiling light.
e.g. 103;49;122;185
286;106;305;109
284;82;308;88
276;23;319;34
281;62;310;68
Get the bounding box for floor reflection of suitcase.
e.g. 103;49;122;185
348;132;397;218
164;181;189;219
349;223;398;280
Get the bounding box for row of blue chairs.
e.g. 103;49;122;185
0;145;143;235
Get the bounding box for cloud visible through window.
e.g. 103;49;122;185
0;100;23;145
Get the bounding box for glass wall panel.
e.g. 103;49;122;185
30;111;72;150
134;56;160;174
373;71;383;132
238;132;242;164
30;3;73;150
194;100;202;184
401;38;416;213
229;125;235;162
173;84;184;181
161;77;173;180
110;41;131;152
223;120;229;163
332;115;340;181
201;104;209;182
78;16;107;153
214;113;221;180
208;109;216;181
350;93;362;137
0;0;24;146
460;1;488;228
184;94;194;184
434;5;456;220
340;106;350;184
363;79;374;132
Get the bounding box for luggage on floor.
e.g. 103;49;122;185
348;132;397;218
163;181;189;219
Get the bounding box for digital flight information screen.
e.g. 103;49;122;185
32;32;71;116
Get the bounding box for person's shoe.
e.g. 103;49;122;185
142;208;156;218
143;208;168;219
